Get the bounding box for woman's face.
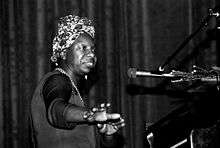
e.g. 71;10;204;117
66;33;97;75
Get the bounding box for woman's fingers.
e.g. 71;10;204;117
97;118;125;135
92;103;125;124
114;122;125;129
106;113;121;120
99;103;111;111
111;118;125;128
98;124;107;133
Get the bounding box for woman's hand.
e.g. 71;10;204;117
97;117;125;135
84;103;125;135
94;103;125;135
84;103;121;123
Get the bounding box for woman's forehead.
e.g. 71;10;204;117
75;33;95;46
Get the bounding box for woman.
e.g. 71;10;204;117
31;15;125;148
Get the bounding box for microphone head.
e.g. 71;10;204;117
127;68;137;78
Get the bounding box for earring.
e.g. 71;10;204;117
85;75;88;80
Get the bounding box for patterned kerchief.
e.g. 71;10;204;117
51;15;95;63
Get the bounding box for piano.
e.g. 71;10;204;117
145;84;220;148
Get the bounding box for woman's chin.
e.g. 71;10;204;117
80;67;92;74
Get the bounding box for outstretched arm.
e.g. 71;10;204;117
43;74;123;129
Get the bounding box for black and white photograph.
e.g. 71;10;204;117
0;0;220;148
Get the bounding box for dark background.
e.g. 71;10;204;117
0;0;220;148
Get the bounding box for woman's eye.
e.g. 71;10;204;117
76;44;83;51
77;44;95;53
82;46;87;52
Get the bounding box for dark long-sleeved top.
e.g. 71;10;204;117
31;70;96;148
31;70;121;148
42;72;86;129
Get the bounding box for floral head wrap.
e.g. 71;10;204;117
51;15;95;63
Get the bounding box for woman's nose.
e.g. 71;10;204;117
86;49;95;57
86;51;97;63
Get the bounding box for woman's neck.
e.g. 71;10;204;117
59;64;82;86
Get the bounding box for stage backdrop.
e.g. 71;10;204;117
0;0;219;148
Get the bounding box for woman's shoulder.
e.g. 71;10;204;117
44;70;71;86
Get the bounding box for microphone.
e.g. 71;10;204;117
127;68;175;78
209;5;220;17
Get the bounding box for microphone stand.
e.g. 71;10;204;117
159;7;220;72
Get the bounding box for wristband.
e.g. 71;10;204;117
83;110;95;122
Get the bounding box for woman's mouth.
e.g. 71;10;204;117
80;58;95;67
